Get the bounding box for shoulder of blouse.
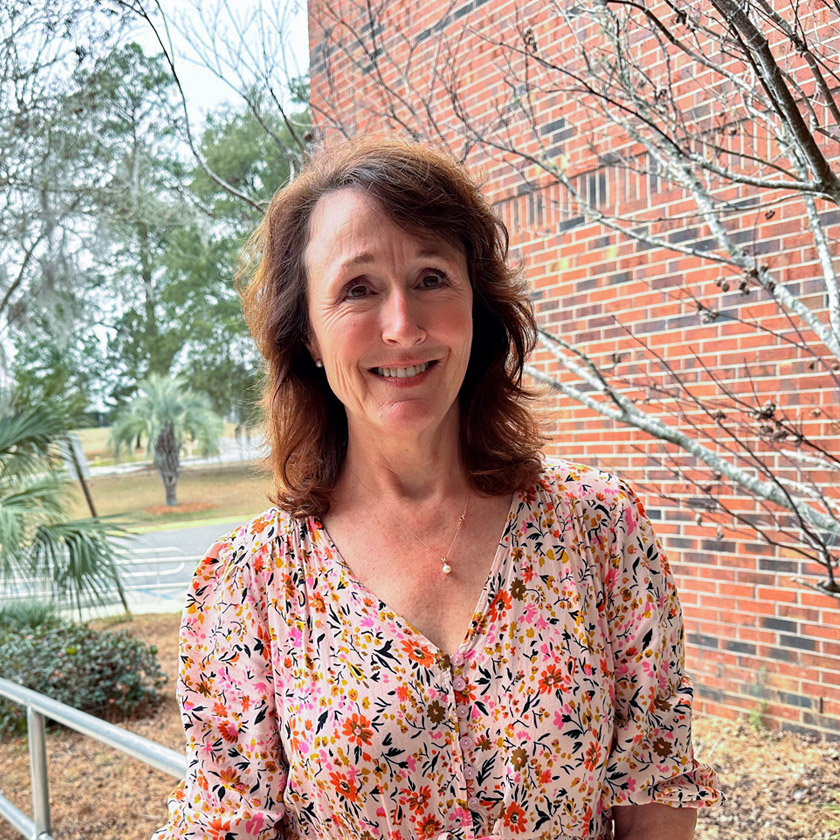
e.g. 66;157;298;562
537;456;629;503
197;505;300;581
536;456;650;542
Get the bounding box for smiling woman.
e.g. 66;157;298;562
153;138;721;840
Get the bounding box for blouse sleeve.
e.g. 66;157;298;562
602;481;721;809
153;535;288;839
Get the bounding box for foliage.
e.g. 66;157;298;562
76;41;191;385
172;101;308;420
192;99;307;219
0;618;166;736
3;0;311;418
154;215;261;421
111;374;224;505
12;304;111;421
0;1;132;342
5;23;305;419
0;599;62;633
0;394;127;612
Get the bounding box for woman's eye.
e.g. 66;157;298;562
345;283;369;299
421;271;449;288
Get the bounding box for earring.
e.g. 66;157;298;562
315;359;324;368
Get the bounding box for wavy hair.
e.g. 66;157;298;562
239;137;544;516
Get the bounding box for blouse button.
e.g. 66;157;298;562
450;652;465;667
463;764;477;780
456;704;469;719
467;796;481;811
452;676;467;692
459;734;474;751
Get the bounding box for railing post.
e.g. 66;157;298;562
27;707;51;838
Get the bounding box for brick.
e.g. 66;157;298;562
725;640;756;655
779;634;818;652
688;633;719;650
777;691;816;710
761;617;798;633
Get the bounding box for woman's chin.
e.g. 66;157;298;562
353;403;459;447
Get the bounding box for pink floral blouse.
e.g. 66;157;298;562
154;460;720;840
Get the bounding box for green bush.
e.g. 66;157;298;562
0;600;63;632
0;619;167;736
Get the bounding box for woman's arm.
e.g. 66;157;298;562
600;479;721;817
153;536;288;839
613;802;697;840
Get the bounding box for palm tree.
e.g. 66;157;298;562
0;398;127;614
111;374;224;506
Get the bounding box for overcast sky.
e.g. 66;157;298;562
129;0;310;125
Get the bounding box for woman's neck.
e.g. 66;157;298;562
338;415;468;504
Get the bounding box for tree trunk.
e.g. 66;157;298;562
163;476;178;507
154;422;180;506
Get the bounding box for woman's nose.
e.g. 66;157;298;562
381;289;426;345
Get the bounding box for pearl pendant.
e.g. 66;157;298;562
441;560;452;575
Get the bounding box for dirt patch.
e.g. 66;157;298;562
1;613;839;840
143;502;216;515
693;717;840;839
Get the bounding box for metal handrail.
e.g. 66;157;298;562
0;677;185;840
1;550;204;605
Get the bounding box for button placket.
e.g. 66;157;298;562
449;651;482;827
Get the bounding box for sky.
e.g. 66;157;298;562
130;0;310;126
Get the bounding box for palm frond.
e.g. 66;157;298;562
0;393;128;611
30;518;126;613
0;404;70;478
0;474;69;581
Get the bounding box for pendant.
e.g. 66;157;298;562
441;559;452;575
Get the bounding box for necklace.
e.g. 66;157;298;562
351;471;470;575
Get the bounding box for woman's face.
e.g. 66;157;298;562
304;188;473;449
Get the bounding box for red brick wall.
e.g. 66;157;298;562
308;0;840;737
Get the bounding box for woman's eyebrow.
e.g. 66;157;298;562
339;251;376;270
339;248;453;270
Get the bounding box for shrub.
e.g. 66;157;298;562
0;599;63;632
0;619;167;736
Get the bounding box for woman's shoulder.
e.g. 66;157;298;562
532;456;647;521
198;506;301;574
536;456;628;500
184;507;310;619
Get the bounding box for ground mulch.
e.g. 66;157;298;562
0;612;838;840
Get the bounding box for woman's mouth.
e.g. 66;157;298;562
373;361;433;379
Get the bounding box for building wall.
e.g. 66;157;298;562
308;0;840;737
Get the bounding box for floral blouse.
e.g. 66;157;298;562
154;460;720;840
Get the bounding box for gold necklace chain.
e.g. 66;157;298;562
351;471;470;575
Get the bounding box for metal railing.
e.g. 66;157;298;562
0;548;204;616
0;677;185;840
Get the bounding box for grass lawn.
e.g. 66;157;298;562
66;461;274;528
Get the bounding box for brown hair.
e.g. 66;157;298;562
239;137;545;516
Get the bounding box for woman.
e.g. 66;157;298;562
154;138;720;840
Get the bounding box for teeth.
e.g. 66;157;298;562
376;362;430;378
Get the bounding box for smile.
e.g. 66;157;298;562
373;362;432;378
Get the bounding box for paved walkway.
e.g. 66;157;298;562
108;519;245;615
